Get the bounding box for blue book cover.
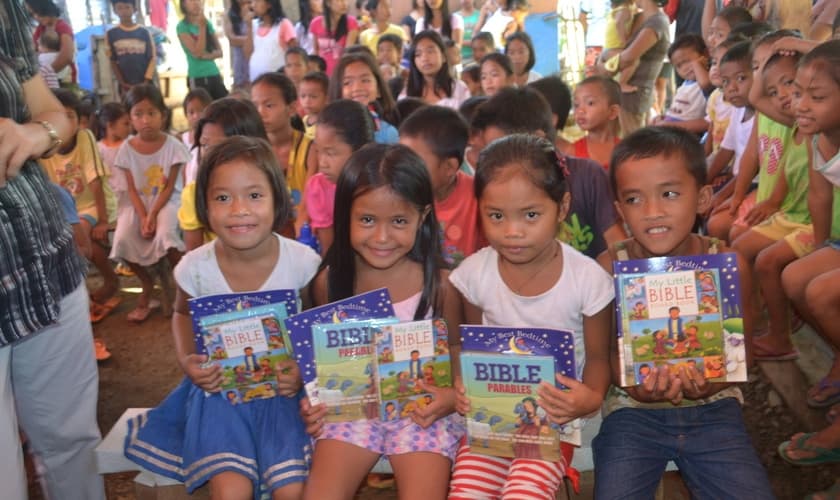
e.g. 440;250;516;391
460;352;561;461
198;303;290;404
459;325;581;446
374;319;451;421
188;289;299;355
612;252;746;386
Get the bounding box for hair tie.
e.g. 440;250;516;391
554;149;570;179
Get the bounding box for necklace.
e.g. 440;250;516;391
499;241;560;295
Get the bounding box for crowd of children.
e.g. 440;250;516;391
24;0;840;498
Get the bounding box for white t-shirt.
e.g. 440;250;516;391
415;13;465;36
721;106;756;177
449;242;615;378
480;8;514;48
664;80;707;122
175;233;321;297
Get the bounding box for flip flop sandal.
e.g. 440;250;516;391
807;378;840;409
94;339;111;361
89;296;122;324
126;299;160;323
778;433;840;466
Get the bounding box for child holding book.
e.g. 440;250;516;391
448;134;613;499
571;75;621;171
124;136;321;499
593;126;773;499
299;143;464;499
304;99;375;256
399;105;483;266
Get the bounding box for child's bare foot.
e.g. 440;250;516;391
620;82;638;93
91;282;119;305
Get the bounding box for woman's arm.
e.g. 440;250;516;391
51;33;75;74
345;28;359;46
612;27;659;72
207;30;224;60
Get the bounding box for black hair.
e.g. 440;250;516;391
457;95;488;124
395;97;427;123
38;29;61;51
474;134;569;204
377;33;404;55
110;0;135;5
480;52;514;77
461;63;480;83
423;0;453;39
329;51;398;126
505;32;536;73
325;143;445;320
715;6;753;29
53;88;81;116
345;44;376;57
298;0;313;35
308;54;328;72
286;46;308;62
25;0;61;17
194;98;267;164
576;75;621;106
195;136;292;230
399;105;468;164
726;21;772;42
228;0;246;36
92;101;129;140
259;0;287;25
609;126;706;195
667;33;709;60
471;32;495;50
762;51;801;76
799;40;840;96
183;88;212;112
527;75;572;129
719;40;752;67
752;29;802;55
324;0;349;41
388;75;405;102
407;30;455;99
317;99;375;151
471;86;556;142
301;70;330;93
124;82;168;115
252;72;298;104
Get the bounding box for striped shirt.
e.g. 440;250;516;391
0;0;86;345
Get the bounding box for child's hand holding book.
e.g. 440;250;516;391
626;366;684;405
299;397;328;437
410;382;456;428
536;373;601;425
454;379;470;416
181;353;223;392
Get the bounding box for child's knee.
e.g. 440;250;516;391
781;263;807;302
208;470;253;500
705;215;731;242
754;243;794;275
271;481;304;500
804;275;838;312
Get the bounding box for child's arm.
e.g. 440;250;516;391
454;289;483;416
808;139;834;244
207;30;224;60
771;36;818;57
315;227;333;257
614;6;633;45
122;168;149;224
88;178;110;242
72;221;92;260
728;119;760;216
178;19;208;59
143;162;183;237
143;29;157;83
106;31;129;89
743;163;787;226
299;269;329;437
691;57;713;94
704;121;715;157
172;286;223;391
707;147;735;181
657;118;710;134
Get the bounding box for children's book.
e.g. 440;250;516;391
198;303;292;404
612;252;747;387
373;319;451;421
285;288;396;421
460;352;561;461
459;325;581;447
188;289;299;355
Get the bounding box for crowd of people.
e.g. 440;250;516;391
3;0;840;498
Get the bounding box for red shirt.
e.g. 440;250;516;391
34;20;77;84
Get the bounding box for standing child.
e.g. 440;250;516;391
181;88;212;185
399;105;484;266
309;0;359;75
300;143;464;499
39;90;119;317
650;34;712;134
304;99;375;255
299;71;329;139
244;0;296;82
111;84;189;322
124;136;320;499
593;126;773;499
177;0;228;99
223;0;254;91
106;0;157;94
448;134;614;499
329;51;399;143
571;75;621;171
405;30;471;110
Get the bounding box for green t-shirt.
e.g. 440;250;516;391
755;113;792;204
176;19;221;79
461;10;480;62
778;128;810;224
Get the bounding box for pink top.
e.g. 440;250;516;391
303;173;336;229
309;15;359;75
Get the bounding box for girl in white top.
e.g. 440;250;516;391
476;0;526;48
245;0;297;82
403;30;471;110
415;0;464;49
449;135;614;500
111;84;190;322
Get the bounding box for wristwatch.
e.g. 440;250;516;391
36;120;64;158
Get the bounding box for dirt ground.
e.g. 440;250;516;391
27;279;840;499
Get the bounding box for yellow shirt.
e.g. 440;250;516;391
359;23;405;55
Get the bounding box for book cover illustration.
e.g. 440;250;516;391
459;325;581;446
188;289;299;355
199;303;291;404
285;288;396;418
374;319;451;421
460;352;561;461
613;252;746;387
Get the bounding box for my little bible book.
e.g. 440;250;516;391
459;325;580;457
285;288;396;422
612;252;747;387
374;319;451;421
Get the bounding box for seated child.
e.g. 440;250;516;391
479;53;514;97
527;75;573;153
571;75;621;171
399;105;484;266
299;71;329;139
376;33;405;72
284;46;309;87
181;88;212;184
651;34;712;135
594;126;773;500
460;63;481;96
470;31;495;65
703;37;743;185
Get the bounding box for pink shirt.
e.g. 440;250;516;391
435;172;484;266
309;15;358;75
304;173;336;229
